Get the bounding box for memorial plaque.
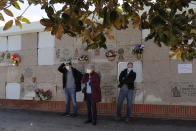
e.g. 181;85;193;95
171;82;196;97
56;48;73;63
24;67;33;78
100;63;116;74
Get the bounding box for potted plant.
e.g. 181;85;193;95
10;54;20;66
105;50;116;61
132;44;144;60
78;55;89;63
34;88;52;101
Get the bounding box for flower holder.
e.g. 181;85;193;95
107;56;116;61
78;60;89;64
136;54;142;60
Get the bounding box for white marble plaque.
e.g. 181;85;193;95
38;48;55;65
0;37;7;52
178;64;192;74
8;35;21;51
38;32;55;48
6;83;21;99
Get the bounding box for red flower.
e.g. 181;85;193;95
44;90;51;95
13;54;17;58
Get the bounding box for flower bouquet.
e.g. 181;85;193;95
105;50;116;61
10;54;20;66
132;44;144;60
78;55;89;63
34;88;52;101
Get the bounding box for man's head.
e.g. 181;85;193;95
127;62;133;72
127;62;133;68
86;64;94;74
65;60;72;71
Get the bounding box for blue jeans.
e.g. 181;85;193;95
117;89;134;119
64;88;77;115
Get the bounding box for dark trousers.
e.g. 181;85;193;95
86;94;97;122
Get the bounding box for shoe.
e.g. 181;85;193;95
125;118;130;122
92;121;96;126
62;112;71;117
84;120;92;124
115;116;121;121
71;114;78;117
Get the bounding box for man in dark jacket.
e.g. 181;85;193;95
58;61;83;117
82;64;101;125
116;62;136;122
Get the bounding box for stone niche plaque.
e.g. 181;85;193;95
102;84;116;97
55;48;73;64
99;63;116;74
171;82;196;97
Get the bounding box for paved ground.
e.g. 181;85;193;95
0;108;196;131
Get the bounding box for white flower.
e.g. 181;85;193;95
141;44;145;48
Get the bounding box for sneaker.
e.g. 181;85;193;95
62;112;71;117
84;120;92;124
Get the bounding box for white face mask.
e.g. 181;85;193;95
65;66;70;70
86;69;91;74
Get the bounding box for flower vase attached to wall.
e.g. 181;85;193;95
137;53;142;60
105;50;116;61
78;55;89;64
132;44;144;61
11;54;21;66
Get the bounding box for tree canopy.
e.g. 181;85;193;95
0;0;196;61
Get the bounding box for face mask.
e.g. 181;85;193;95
128;68;133;72
65;66;70;70
86;69;91;74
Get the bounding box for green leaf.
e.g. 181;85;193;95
19;0;24;3
3;20;13;30
15;19;22;29
22;17;30;24
116;8;123;13
13;2;21;10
